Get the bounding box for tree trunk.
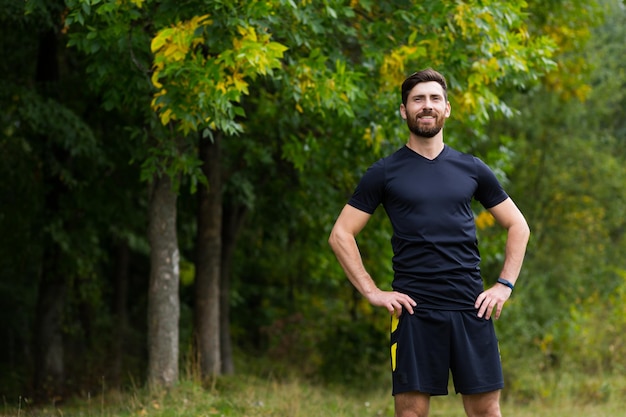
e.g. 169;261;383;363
147;173;180;388
33;27;66;402
220;203;248;374
194;133;222;378
111;240;130;387
33;249;66;401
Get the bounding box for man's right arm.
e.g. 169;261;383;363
328;204;416;316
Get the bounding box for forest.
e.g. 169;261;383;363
1;0;625;412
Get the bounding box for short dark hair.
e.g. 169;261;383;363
401;68;448;105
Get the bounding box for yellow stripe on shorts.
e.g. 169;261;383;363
390;315;399;371
391;314;399;333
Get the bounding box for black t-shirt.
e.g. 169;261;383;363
348;145;508;310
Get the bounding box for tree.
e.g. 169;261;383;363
0;0;116;399
64;0;185;389
65;0;292;384
483;0;626;376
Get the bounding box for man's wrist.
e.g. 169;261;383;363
496;277;515;291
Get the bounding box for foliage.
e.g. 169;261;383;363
555;271;626;374
490;0;626;382
525;0;604;101
150;13;287;135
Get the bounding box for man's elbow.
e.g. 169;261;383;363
328;225;349;253
517;218;531;242
328;226;340;250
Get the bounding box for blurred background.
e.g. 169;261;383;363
1;0;624;406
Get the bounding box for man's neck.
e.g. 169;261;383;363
406;135;445;160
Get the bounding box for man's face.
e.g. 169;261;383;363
400;81;451;138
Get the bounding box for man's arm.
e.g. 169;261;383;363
328;204;416;316
475;197;530;320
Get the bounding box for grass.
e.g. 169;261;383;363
2;371;625;417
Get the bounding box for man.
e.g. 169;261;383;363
328;68;530;417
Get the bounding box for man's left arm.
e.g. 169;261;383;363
475;197;530;320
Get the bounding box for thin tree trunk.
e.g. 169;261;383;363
33;249;66;401
220;203;248;375
33;27;66;402
111;240;130;387
194;133;222;378
147;173;180;388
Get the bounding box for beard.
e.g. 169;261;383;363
406;111;445;138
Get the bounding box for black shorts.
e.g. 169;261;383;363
390;308;504;396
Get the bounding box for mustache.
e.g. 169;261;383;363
417;110;437;117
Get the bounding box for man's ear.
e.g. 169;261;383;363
399;103;407;120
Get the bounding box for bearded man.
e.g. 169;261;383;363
328;68;530;417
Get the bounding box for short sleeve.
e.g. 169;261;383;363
473;157;509;209
347;159;386;214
